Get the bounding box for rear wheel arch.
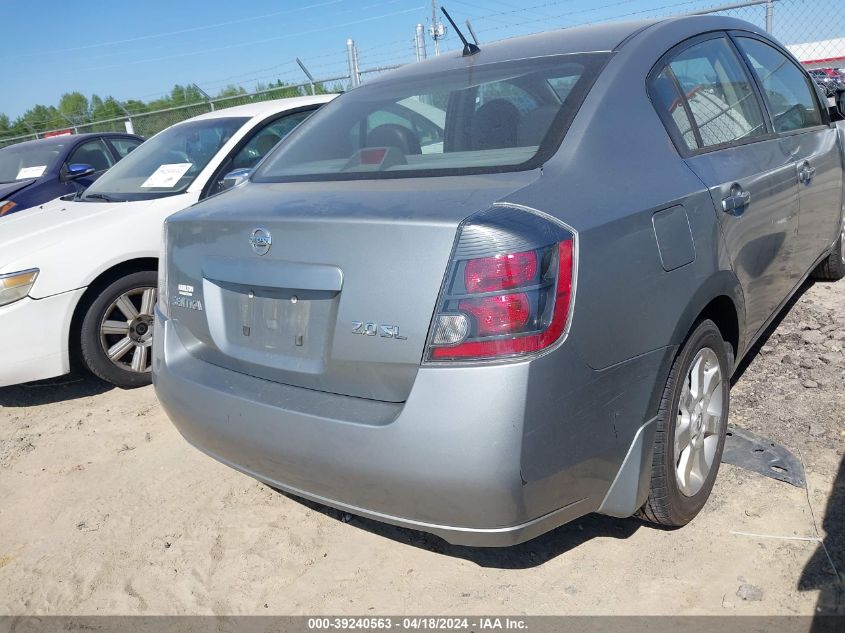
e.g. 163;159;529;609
697;296;740;369
68;258;159;367
670;272;746;372
600;274;744;518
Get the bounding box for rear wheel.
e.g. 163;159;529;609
811;225;845;281
639;320;729;526
79;271;157;388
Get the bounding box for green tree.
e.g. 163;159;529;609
216;84;247;99
90;95;124;121
58;92;89;124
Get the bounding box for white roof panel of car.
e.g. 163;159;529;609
189;94;337;122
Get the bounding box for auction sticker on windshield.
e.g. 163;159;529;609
141;163;192;188
16;166;47;180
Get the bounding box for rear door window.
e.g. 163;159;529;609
650;36;767;151
651;67;700;150
734;37;823;133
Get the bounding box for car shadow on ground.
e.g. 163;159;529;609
276;490;640;568
800;453;845;619
0;370;112;407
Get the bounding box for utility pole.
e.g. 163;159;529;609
414;24;427;62
346;38;361;88
765;0;774;33
429;0;445;56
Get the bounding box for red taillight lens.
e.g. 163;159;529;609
464;251;538;293
430;237;574;361
459;293;531;336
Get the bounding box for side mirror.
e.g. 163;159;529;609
66;163;96;180
219;168;252;191
838;91;845;120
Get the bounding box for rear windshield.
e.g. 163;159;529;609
254;53;608;182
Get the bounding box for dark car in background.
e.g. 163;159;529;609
0;132;143;217
809;67;845;98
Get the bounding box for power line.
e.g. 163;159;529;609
60;6;426;76
0;0;347;61
50;0;417;69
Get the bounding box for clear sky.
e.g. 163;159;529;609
1;0;841;119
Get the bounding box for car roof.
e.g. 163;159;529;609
1;132;140;151
367;15;768;83
187;94;337;122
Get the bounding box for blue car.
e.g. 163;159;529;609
0;133;144;217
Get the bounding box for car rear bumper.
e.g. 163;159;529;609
154;307;670;546
0;289;84;388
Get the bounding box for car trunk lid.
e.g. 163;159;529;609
165;172;538;402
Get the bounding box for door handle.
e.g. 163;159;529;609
798;162;816;184
721;185;751;215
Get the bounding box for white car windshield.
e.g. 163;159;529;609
254;53;608;182
81;117;247;202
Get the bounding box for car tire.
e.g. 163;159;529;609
811;227;845;282
79;270;157;388
638;319;730;527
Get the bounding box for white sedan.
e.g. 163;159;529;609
0;94;335;388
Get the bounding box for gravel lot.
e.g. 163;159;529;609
0;279;843;616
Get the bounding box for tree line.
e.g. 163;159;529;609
0;80;336;141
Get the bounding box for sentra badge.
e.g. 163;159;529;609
172;295;203;311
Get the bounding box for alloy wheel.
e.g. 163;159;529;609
99;287;156;374
674;347;724;497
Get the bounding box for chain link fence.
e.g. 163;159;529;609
0;80;351;148
2;0;843;149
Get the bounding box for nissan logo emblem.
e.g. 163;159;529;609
250;228;272;256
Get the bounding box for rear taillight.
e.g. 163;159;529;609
426;206;576;362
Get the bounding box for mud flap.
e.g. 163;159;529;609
597;416;658;517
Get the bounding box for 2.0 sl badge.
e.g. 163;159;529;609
352;322;407;340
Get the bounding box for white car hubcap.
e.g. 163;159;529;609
99;287;156;374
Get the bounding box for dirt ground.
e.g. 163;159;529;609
0;279;843;617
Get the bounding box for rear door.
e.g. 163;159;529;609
650;33;801;339
733;34;844;274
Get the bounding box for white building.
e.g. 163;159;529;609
787;37;845;70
